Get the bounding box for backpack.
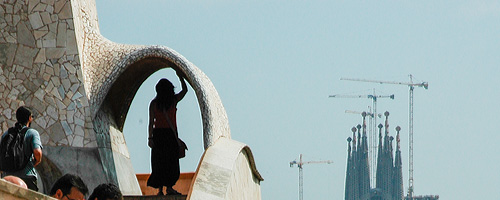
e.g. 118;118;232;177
0;127;29;172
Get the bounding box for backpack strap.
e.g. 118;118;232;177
20;127;29;135
19;127;30;160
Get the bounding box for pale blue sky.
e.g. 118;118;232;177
96;1;500;199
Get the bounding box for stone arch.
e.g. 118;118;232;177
92;46;231;149
104;56;175;132
85;45;235;193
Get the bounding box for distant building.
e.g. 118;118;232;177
344;112;438;200
344;112;404;200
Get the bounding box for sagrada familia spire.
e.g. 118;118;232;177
345;111;404;200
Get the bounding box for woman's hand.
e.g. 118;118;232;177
175;69;188;101
148;138;154;148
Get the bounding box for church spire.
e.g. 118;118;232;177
359;112;371;198
362;112;369;153
377;111;393;198
352;125;357;152
376;123;384;189
351;127;360;200
384;111;390;151
356;123;361;162
393;126;404;200
345;136;354;200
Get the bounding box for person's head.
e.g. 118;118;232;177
3;175;28;189
155;78;175;97
154;78;176;110
88;183;123;200
50;174;88;200
15;106;32;126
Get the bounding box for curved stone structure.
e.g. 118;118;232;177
0;0;257;196
188;138;263;200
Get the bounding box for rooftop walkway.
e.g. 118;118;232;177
133;173;194;195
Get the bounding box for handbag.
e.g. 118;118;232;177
177;138;187;158
163;111;188;159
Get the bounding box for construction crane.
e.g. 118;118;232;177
329;91;394;132
290;154;333;200
329;91;394;186
340;75;428;199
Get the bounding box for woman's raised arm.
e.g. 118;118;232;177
175;71;188;102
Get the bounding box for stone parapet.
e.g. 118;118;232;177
0;179;55;200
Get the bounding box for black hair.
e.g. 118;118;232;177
15;106;31;126
49;174;89;196
154;78;176;111
88;183;123;200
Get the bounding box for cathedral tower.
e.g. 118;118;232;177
344;111;404;200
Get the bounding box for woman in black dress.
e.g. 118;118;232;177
147;71;187;195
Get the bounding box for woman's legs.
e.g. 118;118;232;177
158;186;181;195
157;186;164;195
148;128;181;195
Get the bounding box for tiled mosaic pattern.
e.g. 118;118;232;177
0;0;94;148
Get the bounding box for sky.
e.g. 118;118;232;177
95;1;500;199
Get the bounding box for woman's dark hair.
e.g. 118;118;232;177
88;183;123;200
49;173;89;196
154;78;176;111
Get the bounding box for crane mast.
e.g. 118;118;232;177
341;75;428;200
408;85;414;199
290;154;333;200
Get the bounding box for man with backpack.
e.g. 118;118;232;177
0;106;43;191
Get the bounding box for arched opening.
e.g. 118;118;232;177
103;56;204;176
121;68;204;174
105;57;175;131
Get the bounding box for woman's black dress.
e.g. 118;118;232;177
147;128;180;188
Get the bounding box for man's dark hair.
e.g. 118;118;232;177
15;106;31;125
49;173;89;196
88;183;123;200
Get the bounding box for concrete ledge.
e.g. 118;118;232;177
0;179;56;200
